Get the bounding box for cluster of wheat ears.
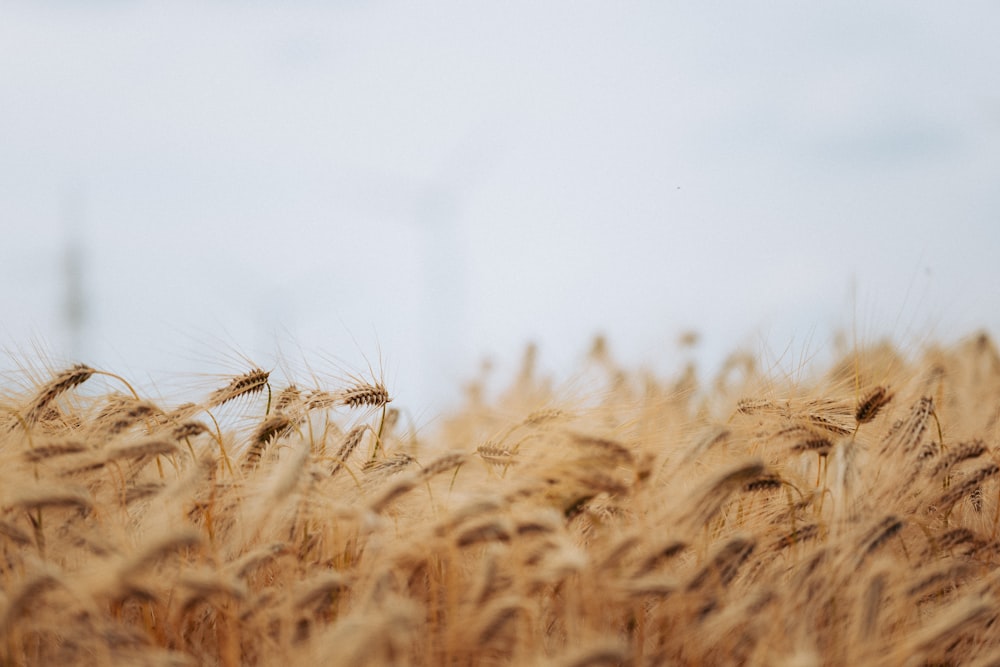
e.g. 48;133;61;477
2;332;1000;666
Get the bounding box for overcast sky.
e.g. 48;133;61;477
2;1;999;418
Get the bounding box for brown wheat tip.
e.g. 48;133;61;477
930;439;988;478
736;397;776;415
305;390;338;411
804;412;852;436
338;381;391;409
771;524;820;551
634;540;688;576
908;599;993;654
882;396;934;457
363;452;415;476
477;442;517;465
524;408;568;426
244;414;295;471
456;519;512;547
108;438;178;461
855;386;893;424
742;473;784;493
474;597;524;646
206;368;270;409
24;363;95;423
907;562;974;600
858;516;904;563
932;527;984;555
125;482;165;504
23;439;87;462
935;463;1000;511
570;434;634;465
8;486;93;513
686;535;756;590
368;476;419;512
171;421;209;440
96;398;162;435
273;384;302;414
681;460;766;529
419;453;467;480
792;437;833;455
330;425;369;477
621;575;680;598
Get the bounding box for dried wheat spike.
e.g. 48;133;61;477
929;439;988;478
804;412;852;436
771;524;819;552
881;396;934;457
206;368;269;409
338;381;391;409
686;536;756;590
681;460;767;529
934;527;983;554
906;562;973;599
858;516;903;564
477;442;517;466
368;476;418;512
455;520;511;547
792;437;832;455
523;408;567;426
93;396;162;435
244;414;294;471
8;487;93;513
108;438;177;461
330;425;368;477
273;384;302;414
634;540;687;576
736;398;776;415
119;530;202;580
570;434;634;465
171;421;208;440
971;486;984;512
363;452;415;476
856;386;893;424
125;482;165;504
23;439;87;462
305;390;338;411
24;364;94;423
419;453;466;480
742;473;784;493
474;596;524;646
935;463;1000;512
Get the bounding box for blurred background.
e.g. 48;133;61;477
2;1;999;419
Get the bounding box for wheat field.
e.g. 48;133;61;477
2;332;1000;666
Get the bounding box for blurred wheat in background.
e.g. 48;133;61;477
3;331;1000;665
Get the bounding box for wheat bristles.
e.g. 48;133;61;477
23;364;94;424
338;381;391;409
206;368;270;409
855;386;893;425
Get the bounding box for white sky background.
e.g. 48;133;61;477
1;1;999;419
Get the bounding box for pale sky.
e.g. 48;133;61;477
2;1;999;418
